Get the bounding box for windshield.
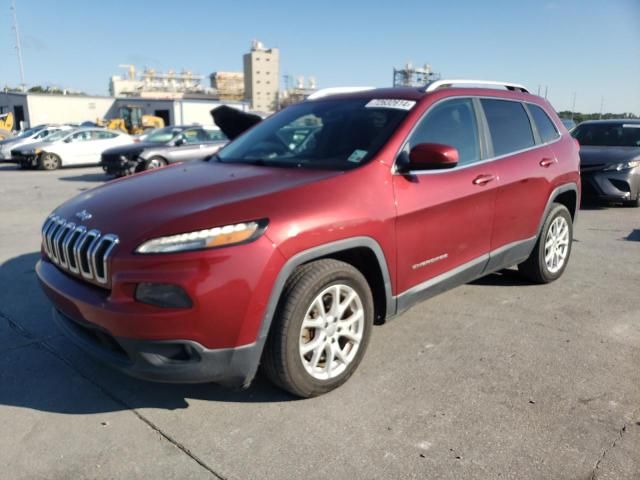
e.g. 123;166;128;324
217;98;412;170
145;127;185;143
572;123;640;147
17;127;41;138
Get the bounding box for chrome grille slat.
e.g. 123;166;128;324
40;216;118;287
80;230;101;280
66;226;86;274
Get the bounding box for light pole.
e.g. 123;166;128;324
10;0;26;90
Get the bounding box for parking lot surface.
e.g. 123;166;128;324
1;163;639;480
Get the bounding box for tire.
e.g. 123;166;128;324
144;156;166;171
262;259;374;398
518;203;573;283
38;152;61;171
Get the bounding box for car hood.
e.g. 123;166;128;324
579;145;640;166
51;160;341;251
12;138;59;153
103;141;169;156
0;136;33;149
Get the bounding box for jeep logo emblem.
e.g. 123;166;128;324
75;210;92;221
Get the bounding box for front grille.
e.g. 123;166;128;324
42;215;119;286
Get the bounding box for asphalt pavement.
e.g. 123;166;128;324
0;163;638;480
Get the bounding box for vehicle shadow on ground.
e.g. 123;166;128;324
0;252;296;417
58;172;109;183
0;163;19;171
625;229;640;242
471;268;532;287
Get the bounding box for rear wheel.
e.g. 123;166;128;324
39;152;61;171
262;259;374;398
518;203;573;283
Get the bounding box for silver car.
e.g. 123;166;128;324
100;125;228;177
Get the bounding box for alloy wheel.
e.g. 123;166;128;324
299;284;364;380
544;216;570;273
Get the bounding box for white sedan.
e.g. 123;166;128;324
0;124;74;161
12;128;133;170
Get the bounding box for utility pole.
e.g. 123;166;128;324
10;0;26;90
544;85;548;99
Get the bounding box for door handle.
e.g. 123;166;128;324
539;157;557;167
472;174;496;186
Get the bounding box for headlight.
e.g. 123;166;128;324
603;160;640;171
136;220;267;253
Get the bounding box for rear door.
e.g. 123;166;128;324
58;130;94;165
393;97;498;300
200;128;228;156
480;99;559;261
89;130;127;164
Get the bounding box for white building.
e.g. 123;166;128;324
0;91;249;129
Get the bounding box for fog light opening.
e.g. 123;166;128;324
135;283;193;309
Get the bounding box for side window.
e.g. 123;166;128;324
71;131;92;142
481;99;535;156
529;104;560;143
182;129;204;144
204;129;227;141
407;98;480;166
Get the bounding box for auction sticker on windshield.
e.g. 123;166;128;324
365;99;416;110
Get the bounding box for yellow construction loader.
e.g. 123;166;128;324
0;112;15;139
101;105;164;135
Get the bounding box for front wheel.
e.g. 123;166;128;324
518;203;573;283
39;152;61;171
144;157;166;171
262;259;374;398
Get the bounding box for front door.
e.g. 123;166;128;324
393;97;497;305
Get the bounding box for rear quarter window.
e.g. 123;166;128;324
529;104;560;143
481;99;535;156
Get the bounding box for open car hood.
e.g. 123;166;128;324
210;106;263;140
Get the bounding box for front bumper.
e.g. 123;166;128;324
12;152;37;167
36;233;283;386
580;167;640;202
101;154;141;176
52;307;260;386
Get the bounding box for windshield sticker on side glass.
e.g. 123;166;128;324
347;149;368;163
365;99;416;110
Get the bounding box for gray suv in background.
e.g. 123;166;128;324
101;125;227;177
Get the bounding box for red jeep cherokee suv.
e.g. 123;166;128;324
37;80;580;397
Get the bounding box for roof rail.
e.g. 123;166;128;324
424;79;530;94
307;87;376;100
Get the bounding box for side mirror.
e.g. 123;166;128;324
64;137;73;143
406;143;458;170
175;137;186;146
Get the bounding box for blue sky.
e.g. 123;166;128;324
1;0;638;113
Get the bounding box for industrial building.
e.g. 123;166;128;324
209;72;245;101
243;41;280;112
392;62;440;87
0;91;248;130
109;65;212;98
